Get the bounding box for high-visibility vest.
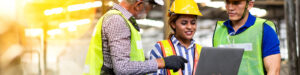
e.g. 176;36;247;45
213;18;276;75
158;40;202;75
83;9;145;75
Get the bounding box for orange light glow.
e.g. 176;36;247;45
44;7;63;16
59;19;91;28
47;29;62;36
25;29;43;37
43;1;102;16
67;1;102;12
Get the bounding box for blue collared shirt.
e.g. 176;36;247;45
149;35;196;75
223;13;280;58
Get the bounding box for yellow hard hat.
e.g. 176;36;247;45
170;0;202;16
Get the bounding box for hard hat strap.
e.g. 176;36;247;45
238;1;249;21
168;10;175;17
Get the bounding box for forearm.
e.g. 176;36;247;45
263;54;281;75
150;44;165;69
108;31;158;74
109;36;158;74
112;58;158;75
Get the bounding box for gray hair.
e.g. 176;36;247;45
125;0;138;4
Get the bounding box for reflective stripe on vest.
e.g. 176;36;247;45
158;40;202;75
213;18;276;75
83;10;145;75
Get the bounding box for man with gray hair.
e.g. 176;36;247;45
83;0;188;75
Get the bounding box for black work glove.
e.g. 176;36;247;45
163;55;188;72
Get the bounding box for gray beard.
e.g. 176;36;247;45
136;13;147;19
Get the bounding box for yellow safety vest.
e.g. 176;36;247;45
158;40;202;75
83;10;145;75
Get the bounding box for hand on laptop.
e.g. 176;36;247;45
163;55;188;72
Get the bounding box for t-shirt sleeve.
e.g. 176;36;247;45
262;23;280;58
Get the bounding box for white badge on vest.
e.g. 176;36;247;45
92;27;97;37
83;65;90;73
136;41;143;50
218;43;252;51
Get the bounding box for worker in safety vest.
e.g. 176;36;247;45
213;0;281;75
149;0;203;75
83;0;188;75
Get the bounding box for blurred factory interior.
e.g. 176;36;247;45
0;0;299;75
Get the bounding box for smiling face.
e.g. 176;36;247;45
225;0;248;21
171;14;197;41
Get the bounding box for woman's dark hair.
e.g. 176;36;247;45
167;14;181;39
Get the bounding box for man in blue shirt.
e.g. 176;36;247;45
213;0;281;75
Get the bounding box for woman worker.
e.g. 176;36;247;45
149;0;203;75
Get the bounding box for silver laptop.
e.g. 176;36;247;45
195;47;244;75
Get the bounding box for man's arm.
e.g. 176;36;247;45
149;43;166;74
104;15;158;74
104;15;187;74
262;23;281;75
263;54;281;75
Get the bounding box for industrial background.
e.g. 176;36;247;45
0;0;299;75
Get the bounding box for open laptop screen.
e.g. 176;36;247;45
195;47;244;75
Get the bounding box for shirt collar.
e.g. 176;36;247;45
112;3;133;19
223;12;256;35
170;35;196;49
